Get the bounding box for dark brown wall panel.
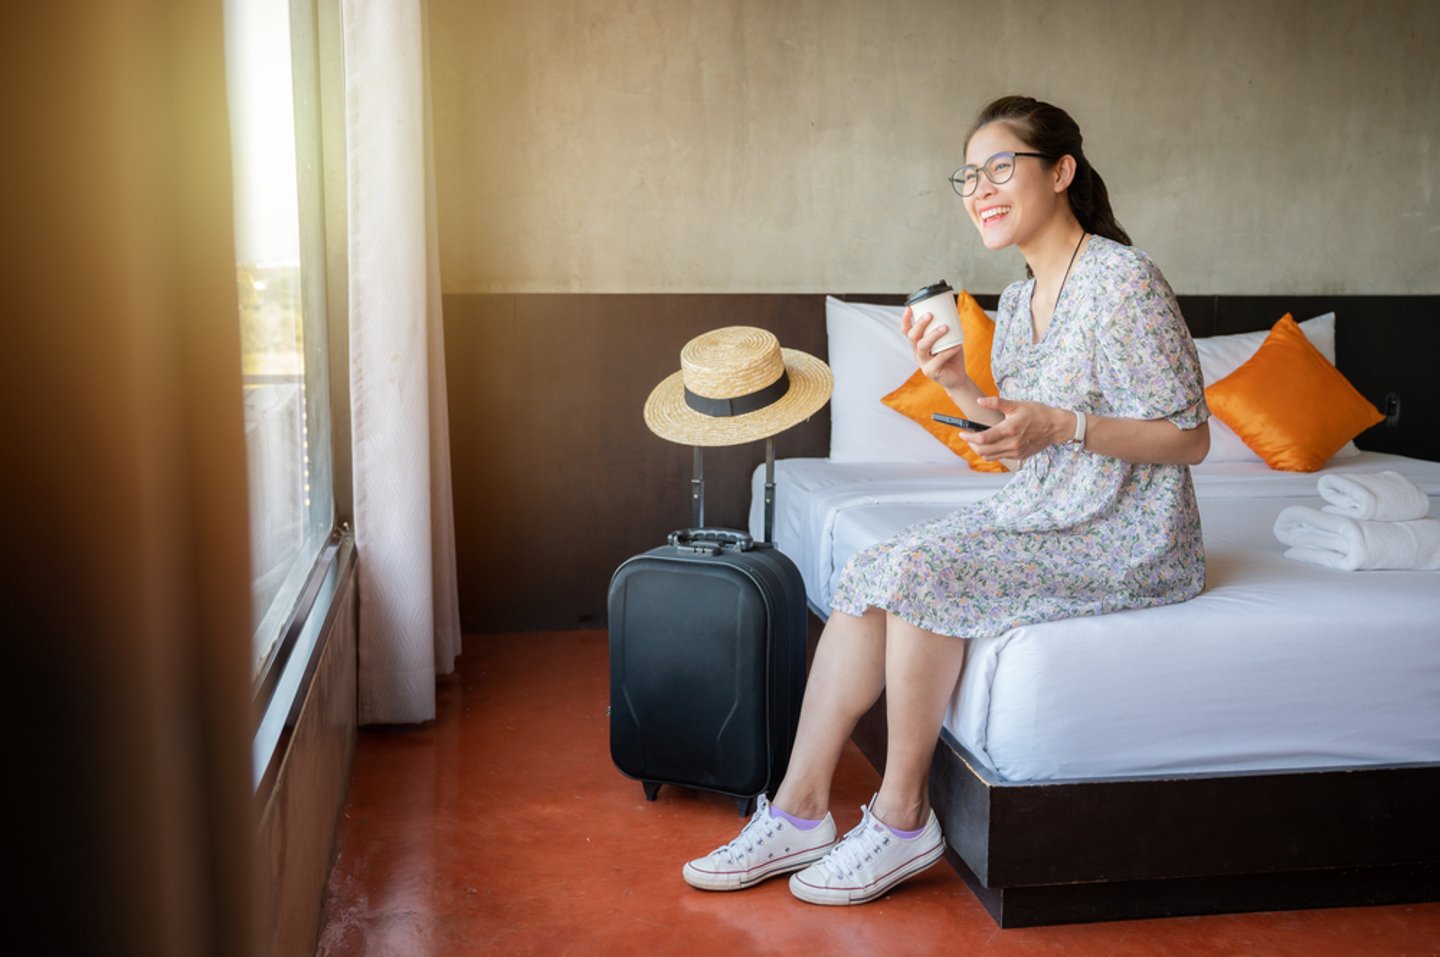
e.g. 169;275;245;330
444;293;831;633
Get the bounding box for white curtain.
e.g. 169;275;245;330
343;0;462;724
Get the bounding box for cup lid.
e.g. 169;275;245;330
905;281;954;305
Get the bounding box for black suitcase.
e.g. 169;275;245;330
608;441;807;815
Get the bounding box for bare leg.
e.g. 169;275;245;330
770;607;886;820
870;613;967;831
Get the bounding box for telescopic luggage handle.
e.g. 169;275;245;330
690;436;778;544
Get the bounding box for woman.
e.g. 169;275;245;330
682;95;1210;905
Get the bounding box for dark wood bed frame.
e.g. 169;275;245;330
831;293;1440;926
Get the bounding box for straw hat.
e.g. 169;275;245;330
644;326;833;447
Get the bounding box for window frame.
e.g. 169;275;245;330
239;0;353;793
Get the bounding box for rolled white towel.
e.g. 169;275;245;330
1274;505;1440;571
1317;469;1430;522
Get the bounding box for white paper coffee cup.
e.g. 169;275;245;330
905;281;964;355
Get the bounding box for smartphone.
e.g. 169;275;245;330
931;413;991;432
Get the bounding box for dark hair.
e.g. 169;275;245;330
964;95;1131;248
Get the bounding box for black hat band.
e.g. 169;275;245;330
684;370;791;418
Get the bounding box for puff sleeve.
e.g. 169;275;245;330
1093;255;1208;430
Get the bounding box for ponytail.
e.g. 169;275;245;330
1069;159;1131;247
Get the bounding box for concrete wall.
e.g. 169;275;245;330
429;0;1440;295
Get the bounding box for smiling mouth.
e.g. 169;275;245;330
980;205;1012;226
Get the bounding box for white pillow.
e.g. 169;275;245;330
1194;313;1359;463
826;296;971;463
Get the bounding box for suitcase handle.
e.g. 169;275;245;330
668;528;755;554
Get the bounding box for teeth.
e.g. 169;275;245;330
980;206;1011;222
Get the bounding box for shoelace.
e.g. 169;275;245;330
815;810;889;879
716;803;781;862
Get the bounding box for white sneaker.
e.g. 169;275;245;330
682;795;838;891
788;797;946;905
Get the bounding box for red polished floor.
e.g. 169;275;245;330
316;632;1440;956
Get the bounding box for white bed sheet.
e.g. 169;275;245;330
749;453;1440;783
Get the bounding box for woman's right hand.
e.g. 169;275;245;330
902;306;973;391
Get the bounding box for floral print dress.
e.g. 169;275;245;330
830;236;1208;638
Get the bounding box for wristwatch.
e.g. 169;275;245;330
1070;410;1087;447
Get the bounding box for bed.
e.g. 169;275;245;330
746;293;1440;926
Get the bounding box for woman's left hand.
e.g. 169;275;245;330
964;395;1068;462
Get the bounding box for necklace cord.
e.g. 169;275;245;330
1058;231;1085;304
1032;231;1087;342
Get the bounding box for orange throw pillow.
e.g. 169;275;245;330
882;370;1007;472
956;291;999;397
1204;314;1383;472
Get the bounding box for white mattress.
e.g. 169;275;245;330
749;453;1440;783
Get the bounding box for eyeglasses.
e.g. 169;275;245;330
949;151;1049;197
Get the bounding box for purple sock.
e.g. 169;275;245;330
769;805;824;831
872;807;926;839
883;820;926;840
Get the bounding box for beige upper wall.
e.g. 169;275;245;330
428;0;1440;295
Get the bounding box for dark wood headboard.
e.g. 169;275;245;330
445;292;1438;633
1185;295;1437;462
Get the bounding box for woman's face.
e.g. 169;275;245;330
962;122;1066;251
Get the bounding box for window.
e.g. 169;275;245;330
224;0;342;786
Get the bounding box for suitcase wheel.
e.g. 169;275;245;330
642;781;661;802
735;795;755;817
